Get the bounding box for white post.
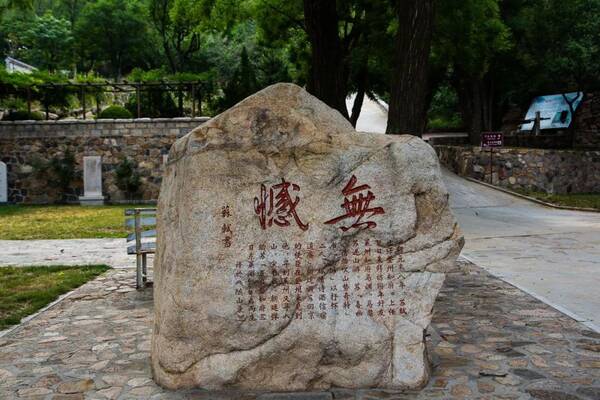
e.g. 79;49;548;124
79;156;105;206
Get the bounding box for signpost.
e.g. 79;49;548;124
481;132;504;184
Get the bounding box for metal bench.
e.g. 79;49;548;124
125;208;157;289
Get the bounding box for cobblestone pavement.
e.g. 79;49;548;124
0;239;151;269
1;261;599;399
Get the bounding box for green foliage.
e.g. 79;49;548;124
30;150;79;202
0;1;281;118
73;73;106;89
435;0;512;79
0;0;33;15
0;68;39;100
219;47;259;110
116;69;182;117
0;95;26;111
98;105;132;119
49;150;77;195
0;10;73;71
432;0;512;137
427;85;463;130
128;68;209;85
114;157;141;199
245;0;306;85
193;21;295;112
149;0;203;73
503;0;600;99
127;68;165;83
0;69;72;112
20;13;73;71
73;73;107;111
0;0;598;132
0;68;108;117
3;109;43;120
74;0;151;78
516;191;600;210
32;70;73;112
126;90;179;118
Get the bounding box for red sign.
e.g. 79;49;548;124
481;132;503;148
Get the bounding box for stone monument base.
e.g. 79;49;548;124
79;195;105;206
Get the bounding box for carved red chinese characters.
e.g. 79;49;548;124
325;175;385;231
220;204;233;248
254;178;309;231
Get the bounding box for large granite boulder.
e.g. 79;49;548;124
151;83;464;391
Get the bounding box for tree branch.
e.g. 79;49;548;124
267;4;305;32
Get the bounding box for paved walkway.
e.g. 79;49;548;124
345;94;388;134
1;261;599;399
0;239;139;269
444;169;600;333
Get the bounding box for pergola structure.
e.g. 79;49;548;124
24;80;204;119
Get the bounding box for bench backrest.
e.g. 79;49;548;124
125;208;157;254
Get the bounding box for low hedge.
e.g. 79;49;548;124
98;105;133;119
2;110;44;121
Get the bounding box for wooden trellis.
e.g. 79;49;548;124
25;81;203;119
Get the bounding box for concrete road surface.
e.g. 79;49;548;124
346;93;389;134
444;169;600;332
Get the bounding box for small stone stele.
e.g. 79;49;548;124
79;156;104;206
151;83;464;391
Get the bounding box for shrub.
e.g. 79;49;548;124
49;150;77;198
126;89;179;118
115;158;141;199
32;150;79;203
218;47;259;111
3;110;44;121
98;105;133;119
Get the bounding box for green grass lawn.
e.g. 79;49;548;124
514;190;600;210
0;265;110;330
0;204;138;240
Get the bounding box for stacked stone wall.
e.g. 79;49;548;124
574;92;600;149
0;118;207;203
3;117;598;203
435;145;600;194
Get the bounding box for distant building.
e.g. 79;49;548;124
4;57;36;74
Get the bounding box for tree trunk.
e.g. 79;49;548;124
350;91;365;128
454;75;489;145
469;80;483;145
386;0;434;136
303;0;349;119
486;78;494;131
178;90;183;117
350;65;368;127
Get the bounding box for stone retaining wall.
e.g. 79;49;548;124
0;118;208;203
435;145;600;194
574;92;600;149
